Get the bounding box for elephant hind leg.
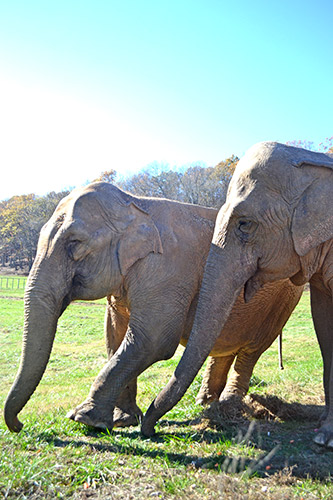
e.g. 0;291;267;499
196;355;235;405
310;283;333;447
219;349;263;401
105;297;144;427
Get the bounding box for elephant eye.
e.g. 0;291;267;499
237;219;257;236
238;220;251;231
68;240;80;260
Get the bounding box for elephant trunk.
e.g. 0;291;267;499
4;277;63;432
141;243;255;436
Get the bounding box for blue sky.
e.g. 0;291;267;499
0;0;332;199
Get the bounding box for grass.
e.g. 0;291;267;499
1;284;333;498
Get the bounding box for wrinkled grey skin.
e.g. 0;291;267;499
4;181;302;433
141;142;333;449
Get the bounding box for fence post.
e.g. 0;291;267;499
0;277;27;289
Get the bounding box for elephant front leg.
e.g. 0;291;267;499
310;284;333;447
104;297;143;427
195;355;235;405
67;326;163;431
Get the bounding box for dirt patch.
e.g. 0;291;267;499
205;393;324;428
203;393;333;481
246;394;323;422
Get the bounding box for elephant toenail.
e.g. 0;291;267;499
66;409;76;420
313;433;326;446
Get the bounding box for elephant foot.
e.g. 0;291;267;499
195;391;218;405
141;415;157;437
212;391;247;420
313;422;333;449
219;389;245;403
67;399;114;431
113;405;143;428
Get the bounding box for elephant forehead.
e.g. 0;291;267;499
234;142;296;187
70;191;103;216
233;142;276;175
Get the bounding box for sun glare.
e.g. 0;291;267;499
0;75;179;199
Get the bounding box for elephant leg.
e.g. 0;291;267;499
104;297;143;427
219;348;263;400
196;355;235;405
310;285;332;411
67;304;184;431
310;284;333;447
104;296;129;358
113;378;143;427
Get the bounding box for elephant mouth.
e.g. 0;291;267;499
60;293;72;316
59;275;85;315
244;274;263;303
69;273;88;301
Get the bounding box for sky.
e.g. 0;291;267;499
0;0;332;200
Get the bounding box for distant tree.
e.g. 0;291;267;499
94;169;117;183
286;136;333;154
286;139;316;151
211;154;239;206
0;194;36;270
319;136;333;154
214;154;239;176
118;156;239;208
0;191;68;272
119;167;182;200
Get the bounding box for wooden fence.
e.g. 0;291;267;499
0;277;27;290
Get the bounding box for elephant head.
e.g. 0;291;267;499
141;141;333;436
4;182;162;432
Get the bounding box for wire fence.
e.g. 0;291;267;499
0;277;27;290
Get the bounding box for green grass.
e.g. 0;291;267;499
1;285;333;499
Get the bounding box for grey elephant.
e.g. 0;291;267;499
141;142;333;448
4;182;302;433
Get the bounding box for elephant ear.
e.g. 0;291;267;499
291;152;333;257
117;202;163;276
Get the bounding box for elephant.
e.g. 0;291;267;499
4;181;302;434
141;141;333;448
106;279;301;427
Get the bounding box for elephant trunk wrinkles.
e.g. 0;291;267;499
142;244;254;435
4;285;60;432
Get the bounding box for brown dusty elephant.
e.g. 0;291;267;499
105;278;301;427
141;142;333;448
4;181;302;433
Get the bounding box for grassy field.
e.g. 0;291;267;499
1;283;333;499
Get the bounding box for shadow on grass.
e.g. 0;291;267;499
205;393;332;480
31;394;333;481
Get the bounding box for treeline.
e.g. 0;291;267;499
119;155;239;206
0;155;238;273
1;136;332;274
0;191;69;272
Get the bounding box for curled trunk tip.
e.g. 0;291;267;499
4;402;24;433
